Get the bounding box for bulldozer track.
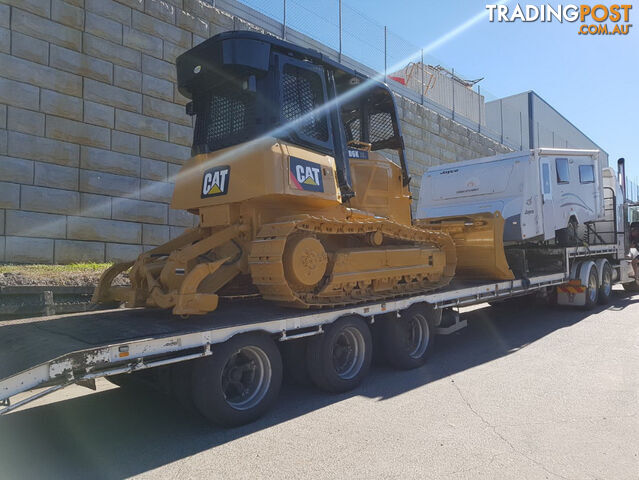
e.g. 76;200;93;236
248;215;456;309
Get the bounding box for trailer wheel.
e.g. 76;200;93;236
597;261;613;304
306;316;372;393
583;264;599;310
192;333;282;427
380;305;434;370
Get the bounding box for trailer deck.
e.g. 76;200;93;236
1;244;620;415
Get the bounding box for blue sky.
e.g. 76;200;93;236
340;0;639;181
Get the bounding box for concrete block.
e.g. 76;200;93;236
142;54;177;83
67;216;142;243
169;123;193;147
0;129;6;155
8;131;79;167
141;157;167;181
2;0;51;18
169;208;196;227
12;9;82;51
162;40;187;64
6;210;67;239
183;0;218;22
46;116;111;149
115;109;168;141
140;179;173;203
112;197;168;224
86;0;133;25
0;77;39;110
112;130;140;155
0;106;5;129
80;169;140;198
52;0;85;29
0;156;34;184
140;136;190;164
84;101;115;129
142;74;173;101
54;239;105;264
106;243;143;262
84;78;142;114
133;11;190;48
0;5;8;29
34;162;79;190
41;89;84;121
167;162;181;180
0;52;81;97
50;44;113;84
0;182;20;209
7;107;45;136
143;95;191;126
11;31;49;65
0;27;7;55
123;26;163;58
0;209;4;236
117;0;144;11
21;185;80;214
145;0;176;23
83;33;141;71
5;236;54;264
114;66;142;92
176;9;208;37
81;146;140;177
142;223;169;245
80;193;112;219
169;226;187;239
85;12;123;43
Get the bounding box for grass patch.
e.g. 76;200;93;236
0;263;113;274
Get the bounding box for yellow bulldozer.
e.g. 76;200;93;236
93;31;511;316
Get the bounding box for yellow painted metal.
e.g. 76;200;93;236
416;212;514;280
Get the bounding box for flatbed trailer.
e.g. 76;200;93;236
2;242;634;426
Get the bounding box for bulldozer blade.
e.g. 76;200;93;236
416;212;514;280
92;261;134;304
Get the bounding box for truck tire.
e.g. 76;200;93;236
583;264;599;310
557;219;578;246
597;261;613;304
306;316;372;393
380;305;434;370
191;332;283;427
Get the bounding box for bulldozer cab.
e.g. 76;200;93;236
177;31;409;211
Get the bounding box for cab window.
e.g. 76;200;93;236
579;164;594;184
556;158;570;184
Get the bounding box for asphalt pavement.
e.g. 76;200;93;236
1;287;637;479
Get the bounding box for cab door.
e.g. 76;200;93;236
540;159;556;240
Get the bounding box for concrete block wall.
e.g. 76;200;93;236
0;0;512;264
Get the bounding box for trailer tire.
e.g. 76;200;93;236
597;261;613;304
170;361;196;412
380;305;434;370
191;332;282;427
306;316;372;393
583;264;599;310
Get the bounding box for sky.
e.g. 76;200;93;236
265;0;639;181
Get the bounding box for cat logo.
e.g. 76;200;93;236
289;156;324;193
201;166;230;198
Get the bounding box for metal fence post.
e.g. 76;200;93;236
451;67;455;121
384;26;387;82
420;49;424;105
282;0;287;40
338;0;342;62
477;85;481;133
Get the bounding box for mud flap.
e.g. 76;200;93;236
417;212;514;280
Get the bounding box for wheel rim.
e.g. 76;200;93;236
588;270;598;303
221;346;272;410
331;326;366;380
405;314;430;359
602;267;612;297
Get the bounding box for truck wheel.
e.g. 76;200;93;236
583;265;599;310
192;333;282;427
557;219;578;246
597;261;613;304
306;316;372;393
380;305;434;370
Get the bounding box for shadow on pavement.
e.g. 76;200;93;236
0;291;636;479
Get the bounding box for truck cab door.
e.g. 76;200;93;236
540;160;556;240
